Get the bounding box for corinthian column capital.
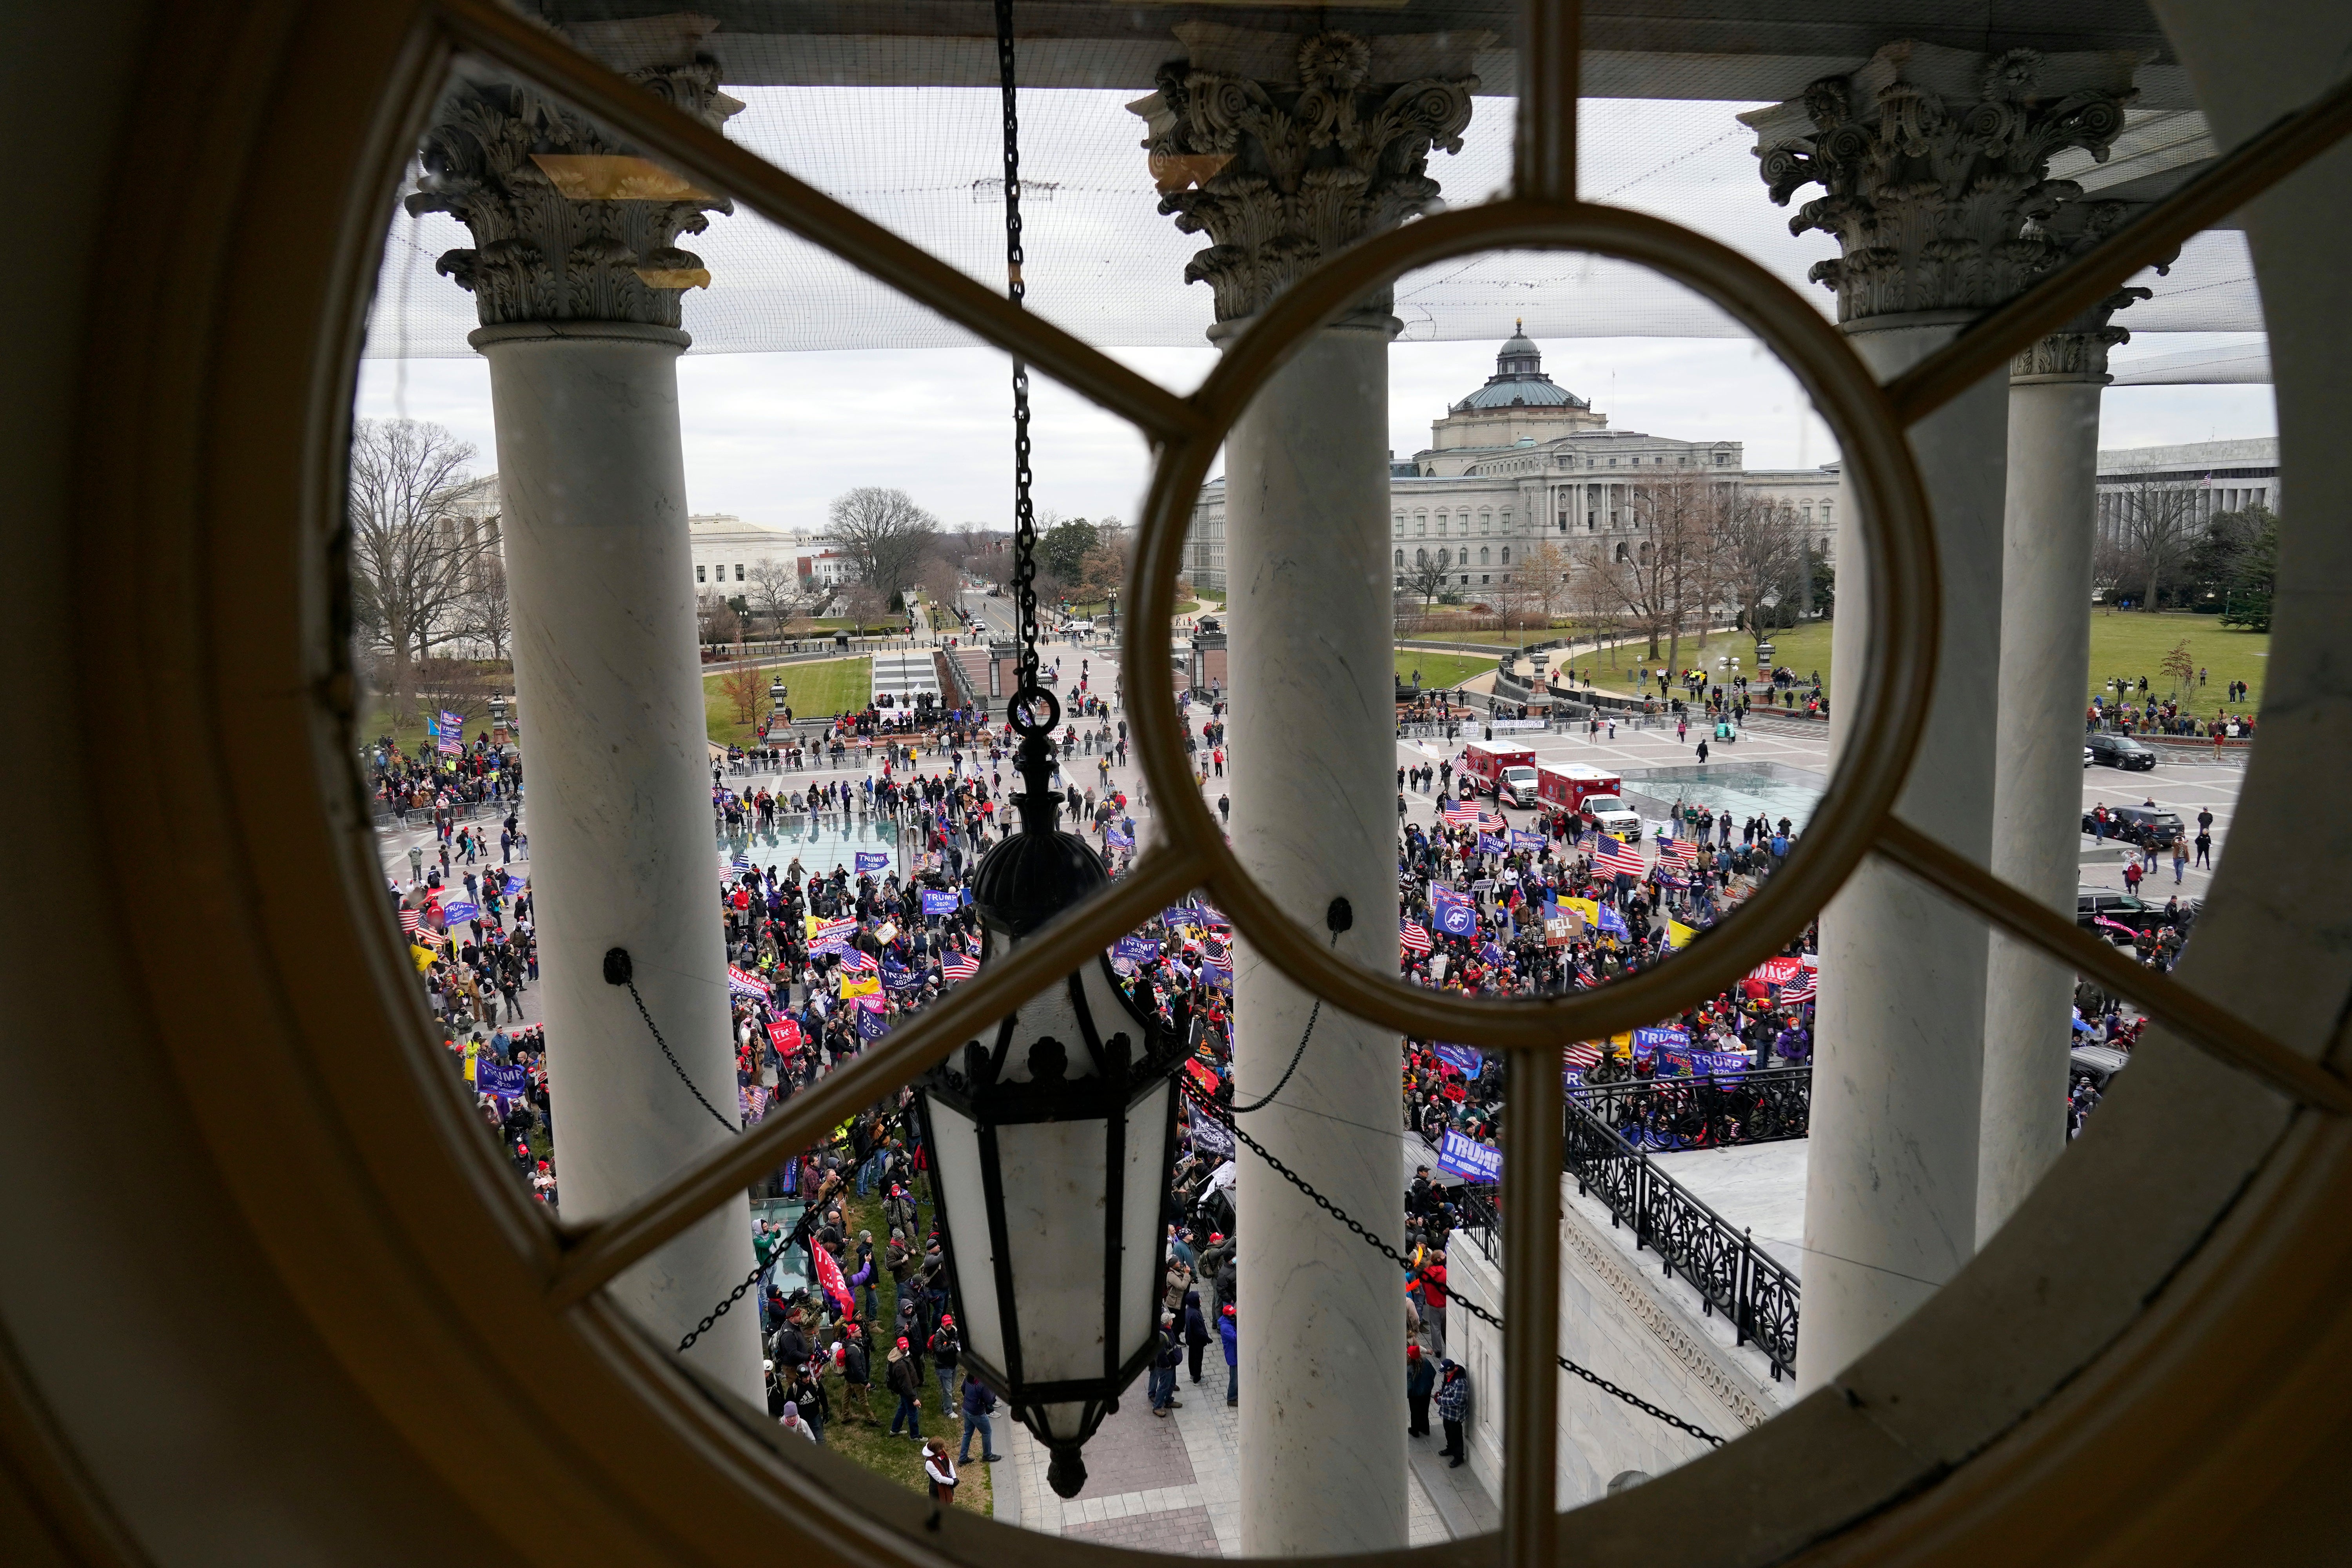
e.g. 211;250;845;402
1739;41;2140;324
405;62;742;331
2010;196;2178;383
1129;25;1479;322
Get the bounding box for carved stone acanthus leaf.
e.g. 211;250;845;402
2009;195;2173;381
1739;43;2139;323
1131;31;1475;321
406;63;739;330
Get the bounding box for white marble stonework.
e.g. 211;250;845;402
1222;312;1411;1557
478;319;761;1400
1805;314;2005;1394
1648;1140;1810;1278
1981;367;2107;1240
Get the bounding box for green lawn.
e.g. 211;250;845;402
1399;626;1579;648
1395;650;1499;690
704;657;872;744
1735;612;2267;714
803;1181;993;1515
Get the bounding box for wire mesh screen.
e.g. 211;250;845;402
366;85;2258;360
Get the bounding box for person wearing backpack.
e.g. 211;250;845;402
1148;1313;1183;1417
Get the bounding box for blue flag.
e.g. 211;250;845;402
1476;833;1506;855
1479;940;1508;967
1432;1043;1483;1079
1105;827;1134;849
1431;886;1477;938
1436;1128;1501;1184
921;889;960;916
441;900;480;924
1510;829;1546;848
501;874;526;895
475;1062;528;1098
1598;902;1630;938
881;959;921;991
1112;935;1161;965
854;851;892;875
1202;962;1234;991
856;1005;890;1041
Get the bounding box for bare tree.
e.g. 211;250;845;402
749;559;797;633
828;486;940;596
697;592;742;646
918;554;962;612
1711;488;1804;658
2109;478;2204;609
1402;549;1449;611
347;418;485;725
1571;540;1629;665
839;583;889;633
1619;473;1715;671
1517;539;1574;625
460;553;513;662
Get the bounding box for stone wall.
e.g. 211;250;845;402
1444;1176;1787;1509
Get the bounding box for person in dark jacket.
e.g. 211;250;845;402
1434;1358;1470;1467
957;1374;1001;1465
839;1325;872;1424
886;1338;924;1439
928;1314;962;1412
1148;1315;1183;1416
1182;1289;1212;1383
1405;1342;1436;1437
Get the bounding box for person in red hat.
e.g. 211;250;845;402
886;1334;923;1439
928;1312;962;1411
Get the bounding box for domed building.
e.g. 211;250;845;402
1184;327;1841;596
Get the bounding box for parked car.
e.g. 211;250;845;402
2078;889;2162;942
2082;744;2093;768
2069;1044;2131;1087
2082;803;2187;844
2085;732;2157;770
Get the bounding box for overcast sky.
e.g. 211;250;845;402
356;334;2276;536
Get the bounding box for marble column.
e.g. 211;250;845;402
1979;268;2145;1239
1132;27;1474;1554
408;65;763;1399
1740;42;2137;1392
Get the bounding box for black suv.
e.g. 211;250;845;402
2078;890;2162;942
2085;732;2156;770
2082;803;2187;844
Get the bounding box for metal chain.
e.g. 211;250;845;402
995;0;1042;713
1227;930;1339;1115
1178;1078;1724;1448
624;977;740;1134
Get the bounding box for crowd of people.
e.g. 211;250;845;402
372;639;2170;1495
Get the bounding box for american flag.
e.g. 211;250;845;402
1477;811;1508;832
1202;932;1230;965
398;908;421;935
809;917;856;951
1660;838;1699;868
731;853;754;873
1443;803;1481;827
840;950;878;975
1563;1042;1601;1068
1593;842;1646;878
944;952;978;982
1400;920;1432;955
1781;973;1817;1004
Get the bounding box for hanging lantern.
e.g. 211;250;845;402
916;0;1183;1497
914;752;1178;1498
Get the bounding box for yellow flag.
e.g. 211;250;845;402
1668;919;1699;949
805;912;824;940
1562;897;1601;928
840;973;881;1000
410;944;436;973
463;1038;480;1084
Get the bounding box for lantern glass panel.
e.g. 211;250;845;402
924;1099;1005;1376
997;1116;1115;1384
1118;1078;1174;1371
999;975;1092;1081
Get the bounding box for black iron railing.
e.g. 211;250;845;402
1572;1065;1812;1153
1563;1090;1802;1380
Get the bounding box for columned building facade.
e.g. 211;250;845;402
1180;329;1842;595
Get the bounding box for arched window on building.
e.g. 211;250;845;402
1437;548;1450;568
1500;545;1511;564
1478;547;1490;564
1395;549;1405;568
1415;548;1428;567
1614;542;1629;562
1639;540;1653;562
